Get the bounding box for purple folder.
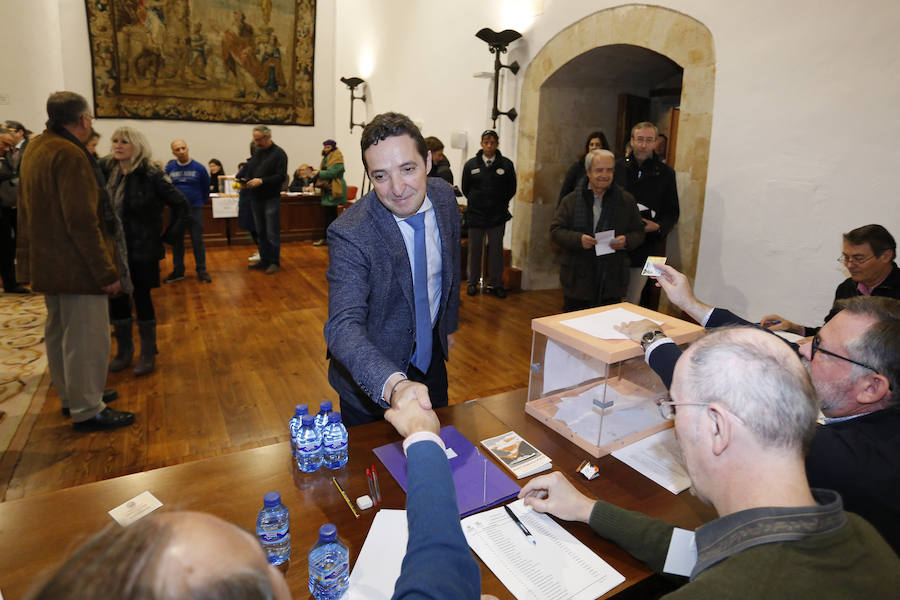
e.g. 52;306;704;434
373;425;520;517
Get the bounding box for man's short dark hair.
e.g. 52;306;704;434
424;136;444;153
843;224;896;259
839;296;900;405
360;112;426;171
481;129;499;142
4;120;26;133
46;92;89;128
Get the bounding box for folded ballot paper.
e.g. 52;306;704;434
373;426;520;516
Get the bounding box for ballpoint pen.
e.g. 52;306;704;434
504;504;536;545
333;477;360;519
371;464;382;504
366;467;377;505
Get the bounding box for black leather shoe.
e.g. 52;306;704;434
492;286;507;299
248;261;271;270
62;389;118;416
467;284;477;296
6;286;30;294
73;407;135;431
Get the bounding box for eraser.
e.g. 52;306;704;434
356;495;373;510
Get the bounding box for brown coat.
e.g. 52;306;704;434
17;129;118;294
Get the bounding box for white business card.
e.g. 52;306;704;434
108;490;163;526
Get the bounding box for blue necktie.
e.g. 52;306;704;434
405;212;432;373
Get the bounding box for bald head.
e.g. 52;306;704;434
31;511;290;600
170;139;190;164
674;327;818;452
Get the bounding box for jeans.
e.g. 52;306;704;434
251;196;281;266
467;223;505;288
172;206;207;275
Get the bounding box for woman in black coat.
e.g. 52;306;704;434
101;126;188;376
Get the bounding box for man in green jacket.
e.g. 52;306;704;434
312;138;346;246
521;326;899;597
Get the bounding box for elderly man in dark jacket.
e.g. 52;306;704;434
461;129;516;298
551;149;644;312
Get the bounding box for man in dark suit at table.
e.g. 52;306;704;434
324;112;461;427
617;264;900;554
521;325;899;597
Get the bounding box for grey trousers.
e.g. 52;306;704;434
44;294;109;422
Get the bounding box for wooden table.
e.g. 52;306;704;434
201;191;326;246
0;390;714;599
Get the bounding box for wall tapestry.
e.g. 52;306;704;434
85;0;315;125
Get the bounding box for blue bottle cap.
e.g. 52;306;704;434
295;404;308;416
320;401;332;412
328;412;342;424
318;523;337;541
301;414;316;426
263;491;281;507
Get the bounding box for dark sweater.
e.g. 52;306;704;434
588;489;900;598
243;143;287;200
804;262;900;335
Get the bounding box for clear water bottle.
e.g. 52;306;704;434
257;491;291;566
296;414;323;473
308;523;350;600
289;404;308;459
314;401;333;434
322;412;349;469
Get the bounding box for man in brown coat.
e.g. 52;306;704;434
18;91;135;430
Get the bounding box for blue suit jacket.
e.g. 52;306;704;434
324;178;461;417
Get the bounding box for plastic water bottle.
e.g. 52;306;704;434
322;412;349;469
314;401;333;434
308;523;350;600
289;404;308;458
257;491;291;566
296;414;323;473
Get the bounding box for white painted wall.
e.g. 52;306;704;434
4;0;898;329
334;0;900;327
1;0;338;179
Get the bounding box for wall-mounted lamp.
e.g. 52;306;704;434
475;28;522;127
340;76;366;132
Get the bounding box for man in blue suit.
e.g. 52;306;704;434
324;112;461;426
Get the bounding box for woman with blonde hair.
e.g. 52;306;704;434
100;126;188;376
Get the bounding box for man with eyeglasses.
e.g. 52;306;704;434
761;224;898;336
615;122;679;307
617;264;900;554
521;327;898;596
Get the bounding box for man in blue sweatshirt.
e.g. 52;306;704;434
165;139;211;283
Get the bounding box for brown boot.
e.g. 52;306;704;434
109;318;134;372
134;320;157;376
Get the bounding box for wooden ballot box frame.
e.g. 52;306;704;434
525;303;705;458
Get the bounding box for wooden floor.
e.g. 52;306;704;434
0;241;562;501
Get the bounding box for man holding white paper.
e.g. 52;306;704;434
520;327;899;597
551;149;644;312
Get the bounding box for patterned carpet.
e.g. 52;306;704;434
0;293;47;456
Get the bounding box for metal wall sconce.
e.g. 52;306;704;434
340;76;366;132
475;28;522;127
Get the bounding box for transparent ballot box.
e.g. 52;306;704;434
525;303;705;457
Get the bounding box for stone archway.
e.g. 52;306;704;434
511;5;714;296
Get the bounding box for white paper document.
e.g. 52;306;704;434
553;388;664;447
462;499;625;600
560;307;663;340
108;490;163;526
593;230;615;256
347;509;408;599
611;428;691;494
542;338;611;395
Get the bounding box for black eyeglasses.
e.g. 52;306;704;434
811;334;878;373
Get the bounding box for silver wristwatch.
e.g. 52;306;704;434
640;329;666;351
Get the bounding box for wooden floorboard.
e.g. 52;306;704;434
0;241;563;501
